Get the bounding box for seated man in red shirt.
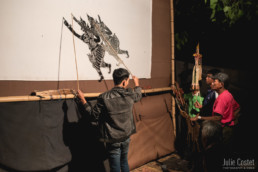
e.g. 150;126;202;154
191;72;240;152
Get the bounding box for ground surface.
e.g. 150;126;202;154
131;153;190;172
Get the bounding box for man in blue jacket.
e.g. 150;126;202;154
77;68;142;172
194;68;221;117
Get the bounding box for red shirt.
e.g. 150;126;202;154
212;90;240;126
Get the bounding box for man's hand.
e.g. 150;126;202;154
194;101;202;109
77;89;87;105
190;115;198;121
132;76;139;87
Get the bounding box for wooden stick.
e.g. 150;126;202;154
71;14;80;90
170;0;176;137
57;18;64;90
0;87;172;103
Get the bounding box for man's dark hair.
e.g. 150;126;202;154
201;120;222;147
113;68;130;85
207;68;221;76
222;79;230;89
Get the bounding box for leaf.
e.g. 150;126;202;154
223;6;230;13
210;0;218;20
210;0;218;10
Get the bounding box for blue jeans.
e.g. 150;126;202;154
106;138;130;172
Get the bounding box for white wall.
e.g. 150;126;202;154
0;0;152;81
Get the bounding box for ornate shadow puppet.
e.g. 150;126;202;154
63;14;129;82
87;15;129;62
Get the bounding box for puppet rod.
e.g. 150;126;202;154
71;14;80;90
57;18;64;90
0;87;172;103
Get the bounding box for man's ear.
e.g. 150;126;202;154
219;82;223;89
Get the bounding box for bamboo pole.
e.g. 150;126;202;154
170;0;176;137
0;87;172;103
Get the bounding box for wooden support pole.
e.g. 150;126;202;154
170;0;176;137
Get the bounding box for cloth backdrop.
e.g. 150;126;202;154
0;93;175;171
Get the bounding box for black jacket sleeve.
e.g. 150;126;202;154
131;86;142;103
83;96;104;121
